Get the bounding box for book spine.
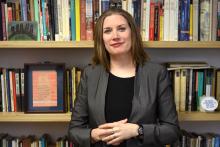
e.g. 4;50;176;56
54;0;59;41
80;0;86;40
75;0;80;41
154;3;159;41
217;0;220;40
70;0;76;41
21;0;28;21
211;0;218;41
132;0;141;31
179;0;190;41
193;0;199;41
149;1;155;41
180;69;187;112
169;0;178;41
200;0;210;41
34;0;40;41
15;0;20;21
1;3;7;40
92;0;99;25
101;0;109;13
41;0;47;40
163;0;169;41
189;0;193;41
174;69;181;112
86;0;93;40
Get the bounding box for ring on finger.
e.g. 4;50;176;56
112;128;115;134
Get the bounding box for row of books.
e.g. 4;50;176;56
0;0;220;41
0;133;76;147
1;130;220;147
166;130;220;147
0;66;82;112
165;62;220;112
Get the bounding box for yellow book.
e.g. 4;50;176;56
75;0;81;41
71;67;76;108
180;69;187;112
174;69;181;112
189;1;193;41
159;13;164;41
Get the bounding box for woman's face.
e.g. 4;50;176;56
102;14;132;57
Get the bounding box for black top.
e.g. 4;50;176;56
105;72;135;147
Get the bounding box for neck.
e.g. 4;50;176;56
110;54;136;78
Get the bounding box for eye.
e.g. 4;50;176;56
118;27;126;32
103;28;112;34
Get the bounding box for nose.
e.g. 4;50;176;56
112;30;119;40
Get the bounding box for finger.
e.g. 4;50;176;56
117;118;128;124
99;128;114;138
102;133;116;142
107;136;122;145
99;122;116;129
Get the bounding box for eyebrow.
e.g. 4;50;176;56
103;24;127;30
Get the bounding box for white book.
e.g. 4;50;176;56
200;0;210;41
122;0;127;11
163;0;170;41
193;0;199;41
127;0;133;16
169;0;178;41
1;75;6;112
64;0;70;41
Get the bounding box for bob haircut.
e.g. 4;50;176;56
92;8;149;71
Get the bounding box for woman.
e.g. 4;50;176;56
68;8;180;147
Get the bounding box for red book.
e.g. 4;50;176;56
149;1;155;41
80;0;86;40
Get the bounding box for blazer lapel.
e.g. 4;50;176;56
94;67;108;125
129;65;142;122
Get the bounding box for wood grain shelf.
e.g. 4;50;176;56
0;112;71;122
0;41;219;49
178;112;220;121
0;112;220;122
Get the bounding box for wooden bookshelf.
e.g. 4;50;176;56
0;112;71;122
0;112;220;122
179;112;220;121
0;41;219;49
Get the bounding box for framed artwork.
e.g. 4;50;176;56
24;63;66;113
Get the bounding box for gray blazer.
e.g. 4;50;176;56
68;62;180;147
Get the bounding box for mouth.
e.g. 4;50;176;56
110;42;123;48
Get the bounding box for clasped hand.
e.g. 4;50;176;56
91;118;139;146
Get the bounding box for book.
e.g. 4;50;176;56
7;21;38;40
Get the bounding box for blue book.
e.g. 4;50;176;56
20;0;27;21
132;0;141;30
179;0;190;41
41;0;47;40
214;136;220;147
101;0;109;13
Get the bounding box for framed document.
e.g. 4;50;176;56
24;63;66;113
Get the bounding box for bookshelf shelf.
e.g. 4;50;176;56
0;112;220;122
179;112;220;121
0;112;71;122
0;41;219;49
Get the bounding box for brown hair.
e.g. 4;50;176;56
92;8;149;71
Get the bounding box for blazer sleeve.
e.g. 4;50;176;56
142;67;180;145
68;68;91;147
